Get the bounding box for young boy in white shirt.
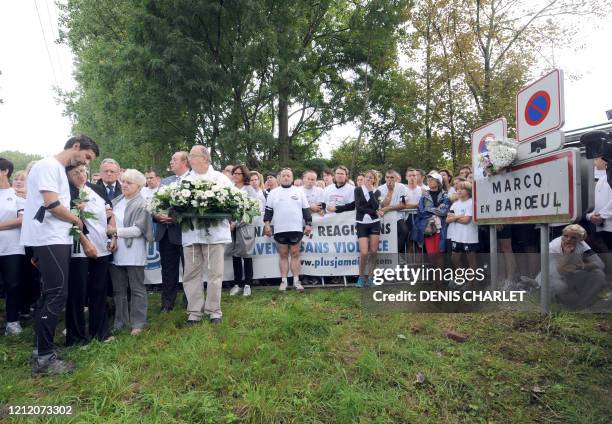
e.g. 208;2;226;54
446;181;479;286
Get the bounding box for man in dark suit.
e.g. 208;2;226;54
96;158;122;200
153;151;190;312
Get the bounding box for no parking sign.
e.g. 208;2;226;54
516;69;564;143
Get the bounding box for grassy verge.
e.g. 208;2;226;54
1;288;611;423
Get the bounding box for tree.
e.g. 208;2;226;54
0;151;43;172
60;0;414;172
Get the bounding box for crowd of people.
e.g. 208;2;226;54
0;135;609;375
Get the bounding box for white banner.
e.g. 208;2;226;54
233;211;398;279
144;240;162;285
144;211;399;283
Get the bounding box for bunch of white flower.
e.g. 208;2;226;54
487;138;518;168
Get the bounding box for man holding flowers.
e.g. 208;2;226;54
181;145;233;325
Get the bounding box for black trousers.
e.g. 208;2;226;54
158;232;183;310
32;244;71;357
20;247;40;314
0;255;23;323
66;255;110;346
232;257;253;287
397;219;410;254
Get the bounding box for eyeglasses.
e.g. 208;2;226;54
232;171;243;175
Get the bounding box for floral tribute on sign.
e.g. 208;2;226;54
478;137;518;176
147;178;261;231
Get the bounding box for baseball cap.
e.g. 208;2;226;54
427;171;443;186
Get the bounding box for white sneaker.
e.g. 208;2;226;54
294;281;305;293
243;285;252;297
5;321;23;336
279;281;288;292
229;285;242;296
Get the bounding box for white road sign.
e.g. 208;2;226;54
471;117;507;181
516;129;565;161
516;68;565;143
474;148;579;224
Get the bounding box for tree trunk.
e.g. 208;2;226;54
278;85;290;164
424;16;433;143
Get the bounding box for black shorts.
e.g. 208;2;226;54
274;231;304;245
512;224;540;248
451;241;479;253
356;222;381;238
496;225;512;239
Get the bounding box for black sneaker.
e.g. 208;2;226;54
209;317;222;325
185;319;201;327
160;306;172;313
32;353;75;376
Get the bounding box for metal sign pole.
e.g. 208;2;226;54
539;224;550;313
489;226;498;289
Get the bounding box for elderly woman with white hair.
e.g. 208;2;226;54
106;169;153;335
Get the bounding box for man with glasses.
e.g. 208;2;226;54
181;146;232;325
153;152;191;312
97;158;122;200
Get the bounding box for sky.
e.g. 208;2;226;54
0;1;611;160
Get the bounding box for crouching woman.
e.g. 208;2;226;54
107;169;153;335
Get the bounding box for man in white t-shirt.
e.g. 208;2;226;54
264;168;312;292
21;135;99;375
140;170;161;200
301;170;324;215
300;170;324;285
322;166;355;214
181;145;232;325
378;170;409;260
541;224;606;309
403;169;423;250
416;169;429;192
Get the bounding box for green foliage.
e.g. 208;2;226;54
59;0;413;172
0;150;43;173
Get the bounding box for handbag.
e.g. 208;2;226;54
231;222;256;257
424;215;441;237
424;217;437;236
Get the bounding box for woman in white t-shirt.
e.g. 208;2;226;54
249;171;266;215
0;158;25;335
65;165;115;345
106;169;153;335
446;181;479;284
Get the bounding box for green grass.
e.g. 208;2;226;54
1;288;611;423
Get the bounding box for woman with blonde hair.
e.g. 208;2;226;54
106;169;153;335
11;170;27;198
249;171;266;214
354;169;384;287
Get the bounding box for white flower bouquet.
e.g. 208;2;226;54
478;137;518;176
147;178;261;231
